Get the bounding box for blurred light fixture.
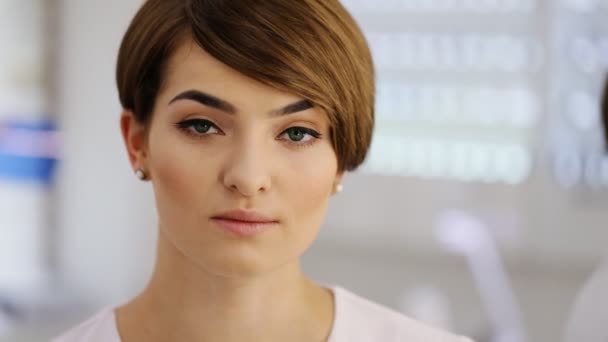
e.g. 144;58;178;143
435;210;526;342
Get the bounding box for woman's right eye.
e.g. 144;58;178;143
176;119;221;137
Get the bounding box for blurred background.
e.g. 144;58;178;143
1;0;607;341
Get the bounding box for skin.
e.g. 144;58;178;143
117;38;343;341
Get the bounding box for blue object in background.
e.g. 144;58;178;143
0;119;59;186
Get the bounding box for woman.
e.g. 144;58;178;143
54;0;472;341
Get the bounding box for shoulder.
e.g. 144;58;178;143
330;287;473;342
51;307;120;342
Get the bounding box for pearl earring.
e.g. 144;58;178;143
335;183;343;194
135;169;147;181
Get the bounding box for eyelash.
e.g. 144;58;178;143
175;118;323;147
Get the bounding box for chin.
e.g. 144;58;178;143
192;245;289;279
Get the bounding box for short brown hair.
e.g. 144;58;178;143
116;0;375;172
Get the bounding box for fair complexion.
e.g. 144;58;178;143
117;39;342;341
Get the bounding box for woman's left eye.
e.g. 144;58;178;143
278;127;321;143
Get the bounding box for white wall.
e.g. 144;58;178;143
54;0;156;306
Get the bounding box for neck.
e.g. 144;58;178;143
116;232;334;342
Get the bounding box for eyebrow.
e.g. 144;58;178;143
168;89;313;116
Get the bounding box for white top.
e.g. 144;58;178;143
564;257;608;342
52;287;473;342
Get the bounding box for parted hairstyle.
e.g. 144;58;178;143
116;0;375;172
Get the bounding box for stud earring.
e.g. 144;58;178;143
135;169;147;181
335;183;343;194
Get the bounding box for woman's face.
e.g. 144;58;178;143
124;40;342;277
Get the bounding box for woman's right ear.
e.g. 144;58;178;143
120;110;148;172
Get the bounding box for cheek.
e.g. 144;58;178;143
282;147;338;226
147;128;215;222
150;138;189;197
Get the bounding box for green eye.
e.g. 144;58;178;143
193;121;212;134
177;119;220;137
279;126;322;144
286;127;307;142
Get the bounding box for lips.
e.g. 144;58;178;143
212;209;277;223
210;209;278;236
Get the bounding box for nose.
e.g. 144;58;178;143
221;138;272;197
